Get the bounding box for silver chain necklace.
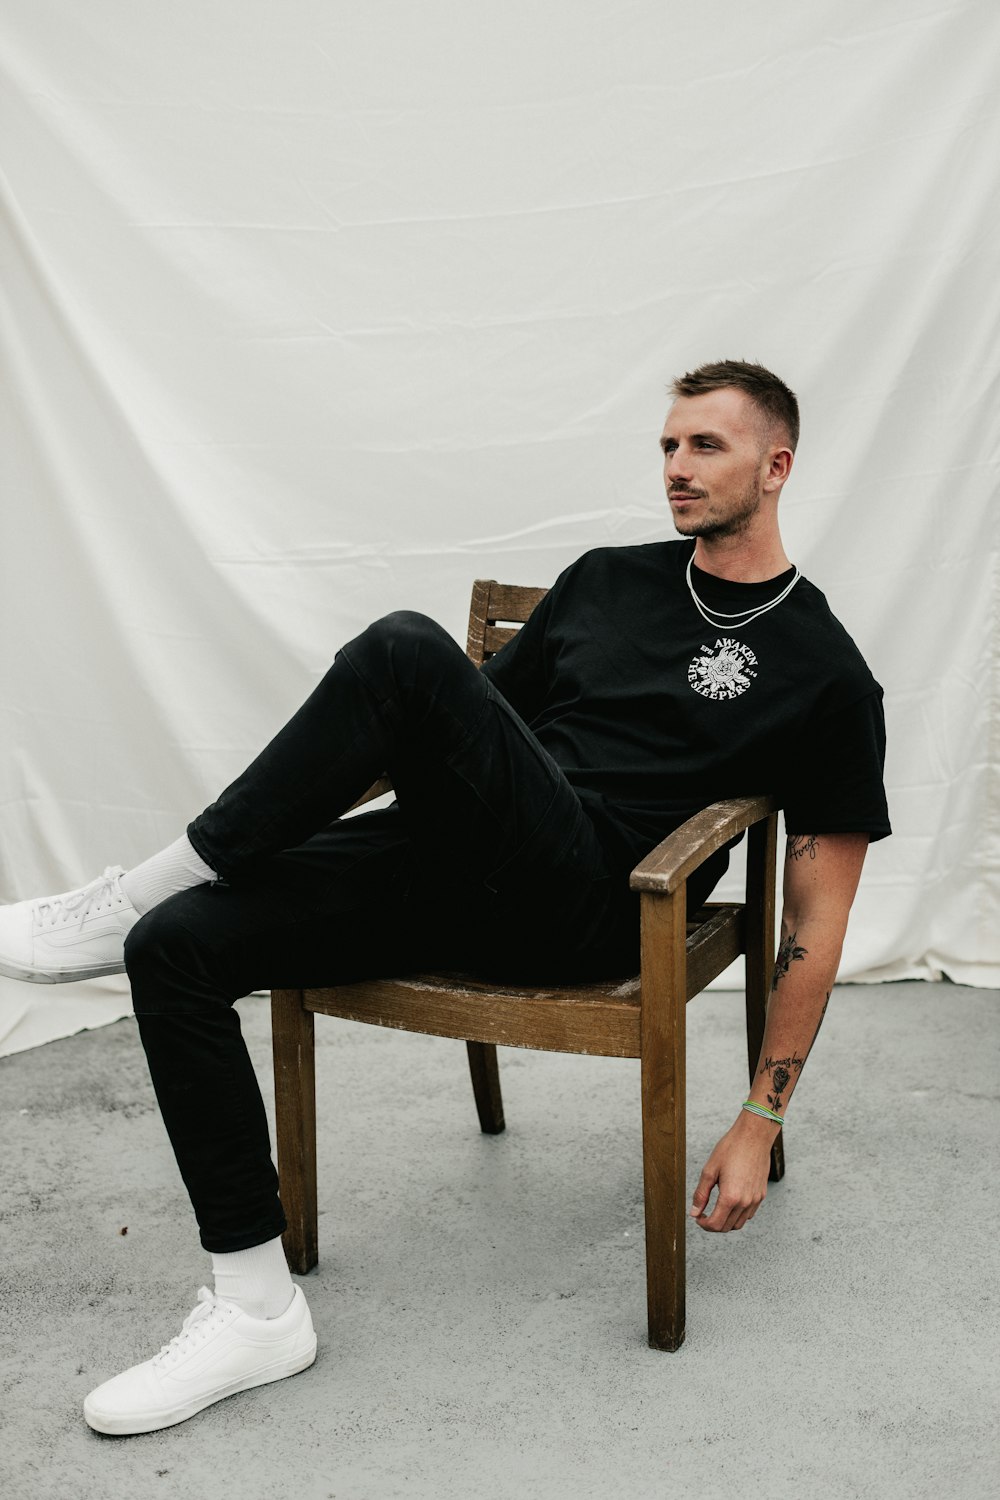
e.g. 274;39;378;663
685;554;801;631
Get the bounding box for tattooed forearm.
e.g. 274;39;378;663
771;930;808;990
787;835;819;862
757;1052;807;1111
756;990;832;1110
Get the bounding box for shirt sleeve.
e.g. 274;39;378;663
781;688;892;841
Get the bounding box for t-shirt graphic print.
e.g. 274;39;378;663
687;637;759;700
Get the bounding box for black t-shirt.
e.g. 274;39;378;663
481;540;891;875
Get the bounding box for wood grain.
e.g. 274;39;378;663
745;812;785;1182
639;888;688;1351
466;1041;505;1133
630;795;779;895
271;989;319;1273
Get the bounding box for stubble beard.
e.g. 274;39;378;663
671;476;762;541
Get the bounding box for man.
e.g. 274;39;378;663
0;360;890;1434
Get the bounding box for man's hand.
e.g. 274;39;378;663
689;1112;778;1232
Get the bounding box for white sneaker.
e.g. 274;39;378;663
83;1285;317;1436
0;865;139;983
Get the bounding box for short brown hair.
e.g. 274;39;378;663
670;359;799;451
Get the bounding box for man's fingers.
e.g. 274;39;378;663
696;1193;738;1232
689;1165;718;1218
695;1192;764;1233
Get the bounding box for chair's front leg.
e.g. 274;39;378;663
271;988;319;1274
745;813;784;1182
639;885;688;1351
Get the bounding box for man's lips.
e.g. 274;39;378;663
669;492;703;503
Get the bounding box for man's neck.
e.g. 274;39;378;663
691;531;792;583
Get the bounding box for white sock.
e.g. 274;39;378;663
120;834;218;916
210;1236;295;1320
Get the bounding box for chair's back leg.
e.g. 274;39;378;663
745;813;784;1182
639;885;688;1351
271;988;319;1273
466;1041;505;1133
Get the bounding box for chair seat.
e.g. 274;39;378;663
301;902;745;1060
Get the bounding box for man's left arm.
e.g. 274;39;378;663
689;830;870;1233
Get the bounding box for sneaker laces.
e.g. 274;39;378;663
34;866;127;929
152;1288;231;1370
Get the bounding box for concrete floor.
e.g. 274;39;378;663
1;981;997;1500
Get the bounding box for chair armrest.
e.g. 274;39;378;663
629;795;779;895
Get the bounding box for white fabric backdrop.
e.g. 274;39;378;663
2;0;998;1054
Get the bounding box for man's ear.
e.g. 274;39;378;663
764;445;794;492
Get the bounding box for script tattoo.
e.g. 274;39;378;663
771;930;808;990
787;835;819;862
757;1052;807;1111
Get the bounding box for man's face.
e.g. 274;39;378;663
659;388;775;541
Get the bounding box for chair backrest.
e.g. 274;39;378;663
465;580;549;667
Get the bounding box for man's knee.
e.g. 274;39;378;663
346;610;465;686
125;898;211;1015
366;609;455;655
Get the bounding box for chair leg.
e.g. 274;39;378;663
466;1041;505;1133
745;813;784;1182
639;888;688;1351
271;988;319;1273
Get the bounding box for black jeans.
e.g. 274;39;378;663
126;612;656;1253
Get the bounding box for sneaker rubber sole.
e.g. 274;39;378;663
0;958;127;984
83;1339;318;1436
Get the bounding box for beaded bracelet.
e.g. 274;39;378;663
742;1099;784;1125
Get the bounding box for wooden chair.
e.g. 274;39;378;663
271;579;782;1351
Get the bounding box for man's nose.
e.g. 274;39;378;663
665;447;692;483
